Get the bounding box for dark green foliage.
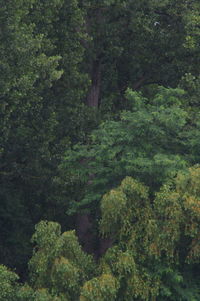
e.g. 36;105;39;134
0;0;62;274
0;0;95;275
1;0;200;295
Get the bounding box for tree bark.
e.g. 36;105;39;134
76;213;95;254
133;74;147;90
97;237;113;258
86;59;101;108
75;61;101;254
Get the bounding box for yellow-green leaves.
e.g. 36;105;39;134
176;166;200;261
80;274;119;301
5;167;200;300
100;188;127;237
154;187;182;259
51;257;80;297
98;168;200;299
99;177;160;300
100;177;152;245
154;166;200;263
28;221;96;300
102;247;136;277
0;265;19;301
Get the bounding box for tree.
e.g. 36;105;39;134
96;168;200;300
1;0;200;280
78;0;200;113
60;87;189;215
3;166;200;300
28;221;96;301
0;265;19;301
0;0;99;276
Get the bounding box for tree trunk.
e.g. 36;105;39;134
133;74;147;90
75;60;101;255
97;237;113;258
75;59;115;259
86;60;101;108
76;213;95;254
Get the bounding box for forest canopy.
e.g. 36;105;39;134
1;0;200;300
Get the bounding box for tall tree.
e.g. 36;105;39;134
0;0;90;275
2;167;200;300
79;0;200;112
60;87;189;216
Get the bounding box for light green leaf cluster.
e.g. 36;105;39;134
80;274;119;301
0;265;19;301
28;221;96;300
99;177;159;300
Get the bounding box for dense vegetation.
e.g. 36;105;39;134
1;0;200;299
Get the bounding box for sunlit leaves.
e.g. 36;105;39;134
28;221;96;300
0;265;19;301
80;274;119;301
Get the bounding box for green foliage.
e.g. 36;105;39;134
29;221;96;300
98;168;200;300
100;177;150;240
61;87;189;213
2;0;200;295
0;265;19;301
17;285;35;301
80;274;119;301
3;167;200;300
0;0;62;273
152;166;200;300
0;0;94;274
154;166;200;262
99;177;159;300
81;0;200;114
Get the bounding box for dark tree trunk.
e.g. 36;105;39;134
86;60;101;108
76;14;108;256
97;237;113;258
133;74;147;90
75;60;101;256
76;213;95;254
75;59;115;259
